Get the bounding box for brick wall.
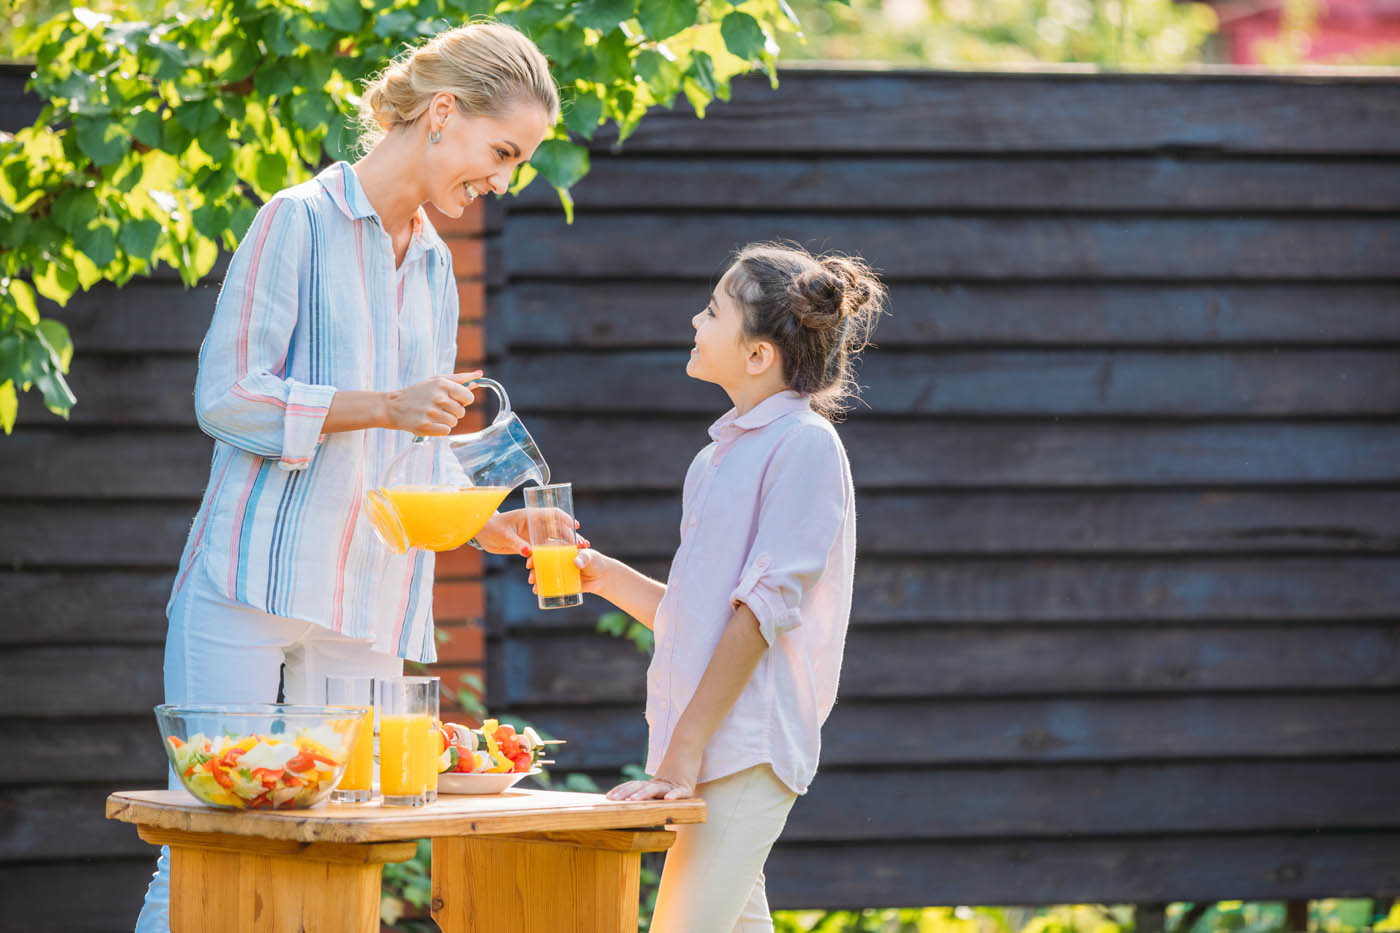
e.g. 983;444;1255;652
424;201;487;722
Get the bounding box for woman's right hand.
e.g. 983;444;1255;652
383;370;482;435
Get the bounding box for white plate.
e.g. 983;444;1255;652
438;768;540;795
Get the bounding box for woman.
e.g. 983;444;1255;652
135;22;559;931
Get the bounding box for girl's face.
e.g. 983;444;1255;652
687;266;752;388
424;97;550;217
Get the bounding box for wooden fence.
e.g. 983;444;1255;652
484;68;1400;908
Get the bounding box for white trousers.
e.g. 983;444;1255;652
649;763;799;933
134;563;403;933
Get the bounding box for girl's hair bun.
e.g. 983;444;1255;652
789;266;848;333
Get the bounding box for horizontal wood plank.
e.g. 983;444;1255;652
53;281;217;353
763;833;1400;907
571;489;1400;559
0;718;168;783
512;693;1400;769
528;418;1400;489
0;503;195;568
592;70;1400;155
503;214;1400;281
0;859;156;931
780;761;1400;840
501;349;1400;417
0;647;164;717
513;156;1400;212
500;623;1400;704
495;556;1400;627
0;570;174;644
2;784;159;861
496;282;1400;349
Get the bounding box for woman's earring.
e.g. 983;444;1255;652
429;129;441;144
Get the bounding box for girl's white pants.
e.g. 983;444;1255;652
649;763;799;933
134;564;402;933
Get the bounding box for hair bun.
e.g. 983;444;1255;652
790;266;849;333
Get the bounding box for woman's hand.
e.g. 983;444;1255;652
479;510;589;557
383;370;482;435
525;546;609;595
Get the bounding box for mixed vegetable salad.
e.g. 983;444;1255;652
440;719;558;774
167;725;350;809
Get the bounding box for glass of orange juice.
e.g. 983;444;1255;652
377;676;439;807
525;482;583;610
326;675;377;803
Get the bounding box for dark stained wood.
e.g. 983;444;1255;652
0;429;211;499
0;62;42;131
528;417;1400;489
0;718;167;782
514;155;1400;212
495;556;1400;628
15;356;197;426
0;646;164;717
0;784;165;860
497;282;1400;349
499;623;1400;704
55;281;218;353
592;70;1400;155
0;503;194;568
504;214;1400;280
778;761;1400;840
0;859;156;932
762;833;1400;907
0;570;174;643
513;694;1400;769
502;349;1400;416
572;489;1400;558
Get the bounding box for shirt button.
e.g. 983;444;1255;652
687;518;697;528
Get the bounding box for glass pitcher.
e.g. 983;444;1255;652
364;378;550;554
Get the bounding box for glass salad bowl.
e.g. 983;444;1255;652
155;704;369;810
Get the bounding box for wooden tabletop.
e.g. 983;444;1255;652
107;789;706;844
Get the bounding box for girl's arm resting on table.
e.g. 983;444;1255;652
607;602;767;801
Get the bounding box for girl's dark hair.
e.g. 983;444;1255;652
724;241;888;420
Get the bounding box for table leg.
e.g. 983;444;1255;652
432;828;678;933
137;826;417;933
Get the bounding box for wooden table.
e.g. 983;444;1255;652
107;788;706;932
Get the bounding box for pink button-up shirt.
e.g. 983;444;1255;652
646;390;856;795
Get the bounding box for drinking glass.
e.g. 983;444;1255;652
325;675;376;803
377;676;439;807
525;482;583;610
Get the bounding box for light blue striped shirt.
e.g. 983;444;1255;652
170;161;458;662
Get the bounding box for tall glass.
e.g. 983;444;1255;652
325;675;376;803
525;482;583;610
377;676;439;807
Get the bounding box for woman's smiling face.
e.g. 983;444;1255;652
422;95;550;217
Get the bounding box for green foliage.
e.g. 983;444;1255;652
0;0;800;431
777;0;1218;68
597;608;654;653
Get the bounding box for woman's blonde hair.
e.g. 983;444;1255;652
356;22;559;152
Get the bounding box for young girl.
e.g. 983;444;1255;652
527;242;886;931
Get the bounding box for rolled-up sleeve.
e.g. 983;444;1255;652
194;198;336;470
730;425;849;645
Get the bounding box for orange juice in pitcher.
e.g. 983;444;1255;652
371;485;510;551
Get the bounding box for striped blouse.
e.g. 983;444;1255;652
169;162;458;662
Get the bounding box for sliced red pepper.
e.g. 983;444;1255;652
283;774;304;787
208;760;234;789
284;752;315;773
250;768;283;785
167;736;185;749
308;752;339;768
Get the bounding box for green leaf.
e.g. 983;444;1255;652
290;93;335;132
373;10;418;38
591;28;633;83
687;49;718;95
636;49;682;105
638;0;698;40
36;319;73;370
129;108;164;148
118;218;162;257
8;279;39;325
175;99;220;133
720;11;768;60
253;62;296;99
76;224;118;267
529;138;590;191
32;256;79;306
573;0;638;33
52;188;100;236
75;118;133;167
319;0;367;32
536;25;587;67
0;380;15;434
197;118;232;161
562;90;605;140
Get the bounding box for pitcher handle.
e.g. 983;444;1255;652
462;376;510;420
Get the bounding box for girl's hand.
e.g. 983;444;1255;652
479;510;589;557
525;547;607;595
383;370;482;435
605;774;695;801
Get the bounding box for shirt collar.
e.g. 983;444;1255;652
316;161;426;237
708;390;811;442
